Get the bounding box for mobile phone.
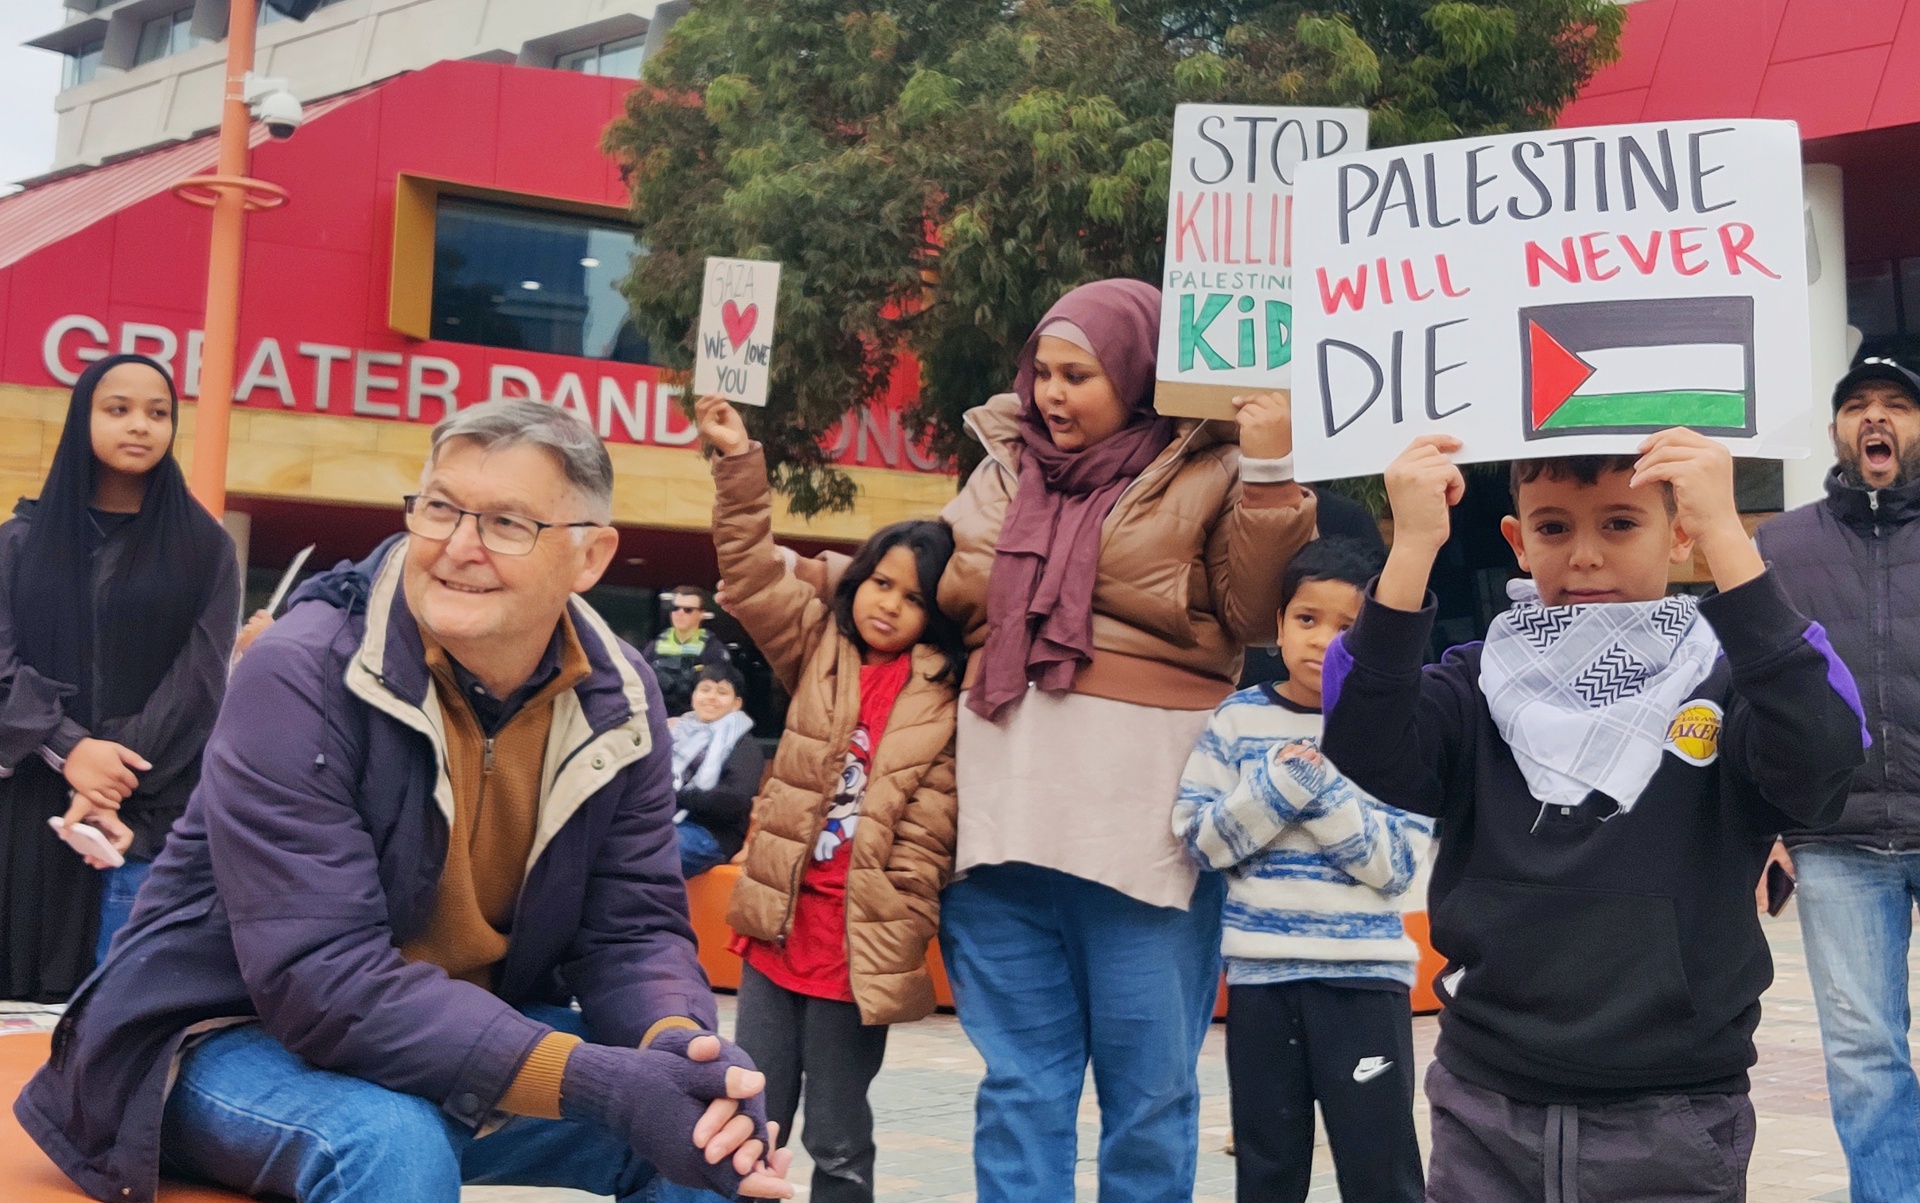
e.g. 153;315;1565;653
48;816;125;869
1764;859;1795;917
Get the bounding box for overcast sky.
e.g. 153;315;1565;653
1;2;71;190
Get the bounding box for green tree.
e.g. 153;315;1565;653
606;0;1623;513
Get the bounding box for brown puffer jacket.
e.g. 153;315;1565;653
713;447;958;1026
939;393;1318;710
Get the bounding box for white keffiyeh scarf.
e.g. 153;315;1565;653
1482;579;1719;815
670;709;755;794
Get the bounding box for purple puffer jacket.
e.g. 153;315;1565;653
16;541;716;1203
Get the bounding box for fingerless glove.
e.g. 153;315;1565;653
559;1039;769;1197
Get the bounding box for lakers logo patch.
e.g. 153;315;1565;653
1664;700;1723;766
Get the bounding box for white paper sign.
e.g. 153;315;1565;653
694;256;782;406
1290;119;1812;481
1154;105;1369;420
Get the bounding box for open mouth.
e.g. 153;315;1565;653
435;576;497;596
1863;432;1896;473
1043;412;1073;431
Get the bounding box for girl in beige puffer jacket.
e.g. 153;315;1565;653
695;393;963;1203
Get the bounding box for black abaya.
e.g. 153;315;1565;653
0;358;239;1000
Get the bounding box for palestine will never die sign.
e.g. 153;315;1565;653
1288;119;1812;481
1153;105;1369;420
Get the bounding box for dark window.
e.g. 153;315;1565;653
64;38;104;88
557;35;645;78
1847;257;1920;365
261;0;350;24
136;10;201;66
430;198;659;364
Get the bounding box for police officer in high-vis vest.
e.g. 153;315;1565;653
645;585;733;716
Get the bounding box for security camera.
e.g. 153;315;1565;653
243;74;304;139
255;91;304;139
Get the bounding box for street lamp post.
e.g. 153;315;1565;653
172;0;287;517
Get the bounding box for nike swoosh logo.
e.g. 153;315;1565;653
1352;1058;1393;1084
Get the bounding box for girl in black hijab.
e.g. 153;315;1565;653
0;355;239;1000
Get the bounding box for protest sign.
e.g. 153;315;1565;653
1289;119;1811;481
1154;105;1368;420
694;256;781;406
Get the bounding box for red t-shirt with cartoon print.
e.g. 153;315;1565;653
743;653;913;1001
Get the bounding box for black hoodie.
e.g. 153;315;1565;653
1322;571;1864;1103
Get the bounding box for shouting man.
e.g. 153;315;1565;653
1757;357;1920;1203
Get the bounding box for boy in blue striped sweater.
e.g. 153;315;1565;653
1174;537;1433;1203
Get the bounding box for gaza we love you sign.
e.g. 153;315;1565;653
1153;104;1369;420
1289;119;1813;481
695;256;782;406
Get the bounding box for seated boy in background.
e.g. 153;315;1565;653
1323;429;1867;1202
670;664;764;878
1174;537;1432;1203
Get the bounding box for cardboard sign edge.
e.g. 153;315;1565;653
1153;380;1246;421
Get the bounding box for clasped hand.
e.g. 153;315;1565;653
60;738;146;868
561;1030;794;1198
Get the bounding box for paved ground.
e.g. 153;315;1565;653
459;899;1904;1203
2;902;1885;1201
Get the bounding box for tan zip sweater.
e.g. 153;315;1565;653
406;621;596;1118
404;618;702;1119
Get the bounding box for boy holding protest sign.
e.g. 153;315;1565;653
1321;428;1866;1200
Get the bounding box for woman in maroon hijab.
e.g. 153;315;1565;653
935;278;1317;1201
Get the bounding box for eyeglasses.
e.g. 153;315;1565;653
403;495;604;557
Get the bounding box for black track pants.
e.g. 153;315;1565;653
1225;980;1424;1203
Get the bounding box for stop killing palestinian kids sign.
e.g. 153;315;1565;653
1153;104;1369;420
1288;119;1812;481
695;256;782;407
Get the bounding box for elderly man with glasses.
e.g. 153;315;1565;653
18;401;793;1203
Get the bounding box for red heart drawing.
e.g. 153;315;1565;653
721;301;759;351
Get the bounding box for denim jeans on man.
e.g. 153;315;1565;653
1793;845;1920;1203
161;1003;657;1203
94;859;153;965
676;821;730;879
939;862;1225;1203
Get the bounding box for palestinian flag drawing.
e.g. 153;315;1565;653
1519;296;1756;440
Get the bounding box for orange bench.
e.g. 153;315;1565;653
0;1032;247;1202
687;864;1444;1017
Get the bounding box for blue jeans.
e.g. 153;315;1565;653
160;1004;657;1203
939;862;1225;1203
677;821;729;878
94;858;152;964
1793;843;1920;1203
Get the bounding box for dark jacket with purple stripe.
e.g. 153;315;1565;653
1322;571;1864;1104
1756;469;1920;852
16;541;716;1203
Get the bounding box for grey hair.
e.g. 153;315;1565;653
426;400;614;523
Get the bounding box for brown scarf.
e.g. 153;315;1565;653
969;279;1175;721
